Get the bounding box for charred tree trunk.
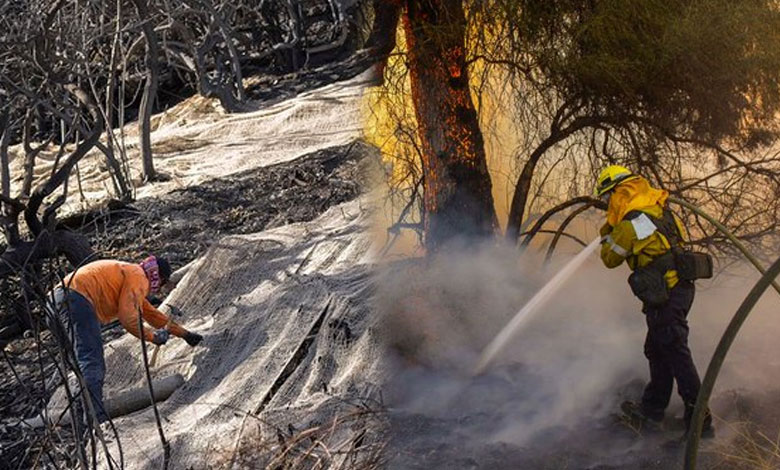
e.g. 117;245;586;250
0;109;19;245
403;0;496;251
366;0;402;82
131;0;160;182
103;20;133;201
105;0;134;201
195;31;250;113
202;0;246;103
21;110;53;200
64;83;132;200
286;0;305;71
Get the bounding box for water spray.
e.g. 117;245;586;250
473;237;602;375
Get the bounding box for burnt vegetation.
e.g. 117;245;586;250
61;141;373;268
0;0;373;344
367;0;780;257
0;1;379;467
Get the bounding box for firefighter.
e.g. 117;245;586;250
595;165;713;436
47;256;203;423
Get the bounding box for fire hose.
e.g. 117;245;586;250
668;197;780;298
684;254;780;469
665;198;780;469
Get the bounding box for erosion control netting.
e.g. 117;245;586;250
81;199;385;469
5;68;373;215
59;140;375;268
1;60;388;467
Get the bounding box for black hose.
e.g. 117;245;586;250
668;197;780;298
684;254;780;469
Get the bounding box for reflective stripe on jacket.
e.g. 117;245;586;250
599;177;687;289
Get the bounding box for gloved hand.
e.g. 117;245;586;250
184;332;203;347
599;222;612;239
151;329;170;345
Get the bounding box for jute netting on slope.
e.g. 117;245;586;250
95;199;385;469
6;70;372;215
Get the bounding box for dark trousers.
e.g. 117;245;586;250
48;289;108;423
640;280;702;422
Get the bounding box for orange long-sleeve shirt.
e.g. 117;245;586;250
63;260;187;342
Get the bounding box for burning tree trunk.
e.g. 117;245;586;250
402;0;496;251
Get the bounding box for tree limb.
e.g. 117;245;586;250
520;196;605;249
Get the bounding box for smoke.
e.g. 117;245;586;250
687;264;780;391
376;239;780;467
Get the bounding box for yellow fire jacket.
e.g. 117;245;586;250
600;177;687;289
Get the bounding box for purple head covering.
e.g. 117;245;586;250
140;255;162;293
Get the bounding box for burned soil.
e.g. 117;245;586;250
376;248;780;470
60;140;376;266
384;360;780;470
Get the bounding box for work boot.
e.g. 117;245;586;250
684;405;715;439
620;401;664;431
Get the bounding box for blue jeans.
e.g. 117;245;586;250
49;288;108;423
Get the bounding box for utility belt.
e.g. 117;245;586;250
624;209;713;307
628;248;713;307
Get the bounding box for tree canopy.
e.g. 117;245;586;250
366;0;780;253
515;0;780;145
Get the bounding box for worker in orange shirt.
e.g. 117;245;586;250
47;255;203;423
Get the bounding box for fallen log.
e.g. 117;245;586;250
19;373;184;428
104;373;184;419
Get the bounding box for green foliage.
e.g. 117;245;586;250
577;0;780;142
480;0;780;146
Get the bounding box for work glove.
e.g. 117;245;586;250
599;222;612;240
151;329;170;345
147;295;163;307
184;332;203;347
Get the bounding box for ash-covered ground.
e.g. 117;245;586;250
378;244;780;470
386;367;780;470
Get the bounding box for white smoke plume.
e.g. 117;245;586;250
376;238;780;467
